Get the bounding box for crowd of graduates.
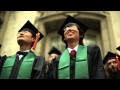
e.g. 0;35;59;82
0;15;120;79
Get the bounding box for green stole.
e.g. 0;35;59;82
58;45;89;79
0;51;35;79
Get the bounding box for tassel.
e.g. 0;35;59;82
31;32;40;50
116;55;120;71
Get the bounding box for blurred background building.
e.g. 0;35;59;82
0;11;120;61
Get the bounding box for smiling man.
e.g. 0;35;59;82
46;15;105;79
0;20;46;79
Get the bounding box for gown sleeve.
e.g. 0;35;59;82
87;45;106;79
30;56;47;79
45;57;60;79
0;55;7;74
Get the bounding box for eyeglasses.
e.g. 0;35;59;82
64;26;78;32
18;31;30;34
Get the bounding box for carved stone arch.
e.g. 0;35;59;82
72;12;115;56
36;13;68;58
36;11;115;57
73;12;108;56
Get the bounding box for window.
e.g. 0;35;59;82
50;36;59;49
84;35;97;46
50;36;66;53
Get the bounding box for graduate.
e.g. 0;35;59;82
46;47;61;78
0;20;46;79
46;15;106;79
48;46;61;63
103;51;120;79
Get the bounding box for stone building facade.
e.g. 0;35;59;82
0;11;120;61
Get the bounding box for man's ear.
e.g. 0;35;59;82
32;37;35;42
64;38;66;41
79;30;84;38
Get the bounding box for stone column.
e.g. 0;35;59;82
106;12;116;53
109;11;120;54
34;21;46;56
101;17;111;56
1;12;18;56
0;11;11;55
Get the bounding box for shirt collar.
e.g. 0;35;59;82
68;45;78;53
19;50;30;52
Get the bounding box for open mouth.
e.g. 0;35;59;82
67;32;74;36
18;36;24;39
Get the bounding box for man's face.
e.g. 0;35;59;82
64;25;80;42
107;59;118;73
48;53;59;63
17;30;35;45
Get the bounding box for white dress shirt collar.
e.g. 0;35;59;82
68;45;78;53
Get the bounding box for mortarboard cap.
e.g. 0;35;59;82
18;20;44;41
103;52;116;64
0;44;1;48
58;15;88;37
116;46;120;51
48;47;61;55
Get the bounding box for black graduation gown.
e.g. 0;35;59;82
46;45;106;79
108;72;120;79
0;52;46;79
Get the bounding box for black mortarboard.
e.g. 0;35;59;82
103;52;117;64
0;44;1;48
18;20;44;41
58;15;88;37
48;47;61;55
116;46;120;51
